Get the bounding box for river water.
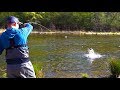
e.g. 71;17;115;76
1;34;120;78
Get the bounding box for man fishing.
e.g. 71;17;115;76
0;16;36;78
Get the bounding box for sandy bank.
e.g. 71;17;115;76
31;31;120;35
1;29;120;35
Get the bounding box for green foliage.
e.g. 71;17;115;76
0;12;120;31
32;62;44;78
109;58;120;78
80;73;89;78
2;72;7;78
0;12;43;28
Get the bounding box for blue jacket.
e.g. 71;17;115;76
0;23;33;55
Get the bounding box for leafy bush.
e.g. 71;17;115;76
109;58;120;78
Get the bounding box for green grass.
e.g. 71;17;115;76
2;73;7;78
109;58;120;78
80;73;89;78
32;61;44;78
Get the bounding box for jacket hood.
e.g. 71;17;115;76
4;28;18;39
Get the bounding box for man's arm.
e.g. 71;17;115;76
20;23;33;37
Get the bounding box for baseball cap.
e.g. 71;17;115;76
6;16;20;24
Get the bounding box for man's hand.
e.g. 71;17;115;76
23;23;28;27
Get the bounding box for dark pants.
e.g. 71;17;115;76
7;61;36;78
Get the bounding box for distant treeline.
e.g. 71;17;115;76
0;12;120;32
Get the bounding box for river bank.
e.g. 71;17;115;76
1;29;120;35
32;31;120;35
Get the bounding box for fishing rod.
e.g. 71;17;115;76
19;21;51;32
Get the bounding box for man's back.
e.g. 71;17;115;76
0;23;33;49
0;16;36;78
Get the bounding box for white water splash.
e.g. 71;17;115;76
84;48;103;63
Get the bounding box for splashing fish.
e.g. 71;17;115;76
84;48;102;62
